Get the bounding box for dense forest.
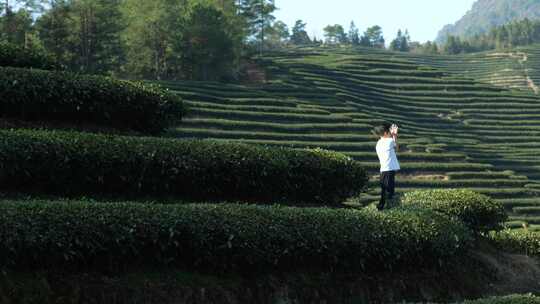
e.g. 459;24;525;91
0;0;403;80
3;0;540;81
1;0;278;80
442;18;540;54
436;0;540;44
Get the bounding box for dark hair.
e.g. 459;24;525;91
372;123;391;137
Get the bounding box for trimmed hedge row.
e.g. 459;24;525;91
400;189;507;233
0;67;183;133
0;129;368;205
460;294;540;304
489;230;540;258
0;42;56;70
0;201;472;273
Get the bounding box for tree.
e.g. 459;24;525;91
323;24;346;45
495;25;509;49
0;7;32;45
443;35;463;54
239;0;276;54
0;0;44;45
415;41;439;54
73;0;124;74
348;21;359;45
290;19;310;45
182;4;235;80
361;25;384;48
122;0;185;79
389;29;410;52
35;0;73;65
267;20;289;47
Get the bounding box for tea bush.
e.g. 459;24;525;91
0;67;183;133
400;189;507;233
489;229;540;258
460;294;540;304
0;42;56;70
0;129;367;205
0;201;472;273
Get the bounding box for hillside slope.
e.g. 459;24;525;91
436;0;540;43
394;45;540;94
161;46;540;229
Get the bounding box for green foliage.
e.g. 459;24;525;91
182;4;236;80
400;189;508;233
348;21;360;45
460;294;540;304
0;129;367;205
290;20;311;45
239;0;276;52
0;67;182;133
0;201;472;273
0;7;34;45
121;0;184;79
489;229;540;257
361;25;385;48
266;20;290;48
121;0;244;80
0;41;56;69
389;29;411;52
33;0;72;67
35;0;124;75
436;0;540;43
441;18;540;54
323;24;347;45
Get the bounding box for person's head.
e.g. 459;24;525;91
372;123;392;138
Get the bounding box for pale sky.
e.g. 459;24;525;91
274;0;477;43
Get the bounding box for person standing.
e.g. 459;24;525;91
373;123;400;210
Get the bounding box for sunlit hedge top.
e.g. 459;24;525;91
400;189;507;233
0;129;367;205
0;67;183;133
0;201;471;273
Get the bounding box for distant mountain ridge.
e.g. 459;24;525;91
436;0;540;43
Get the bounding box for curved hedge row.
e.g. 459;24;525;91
0;201;472;273
0;67;183;133
0;42;56;70
400;189;507;233
460;294;540;304
489;230;540;258
0;129;368;205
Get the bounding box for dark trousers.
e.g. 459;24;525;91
378;170;396;210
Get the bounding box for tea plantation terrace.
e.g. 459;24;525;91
161;47;540;230
349;44;540;94
2;42;540;302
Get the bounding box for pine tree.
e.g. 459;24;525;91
0;0;40;46
361;25;384;48
182;4;235;80
290;19;310;45
35;0;72;65
323;24;346;44
239;0;276;54
348;21;359;45
267;20;289;47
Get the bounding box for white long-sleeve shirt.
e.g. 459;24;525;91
376;137;400;172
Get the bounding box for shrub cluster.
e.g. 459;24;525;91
400;189;507;233
0;42;56;70
0;201;472;273
460;294;540;304
489;230;540;258
0;129;367;205
0;67;183;133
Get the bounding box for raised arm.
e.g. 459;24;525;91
391;124;399;151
